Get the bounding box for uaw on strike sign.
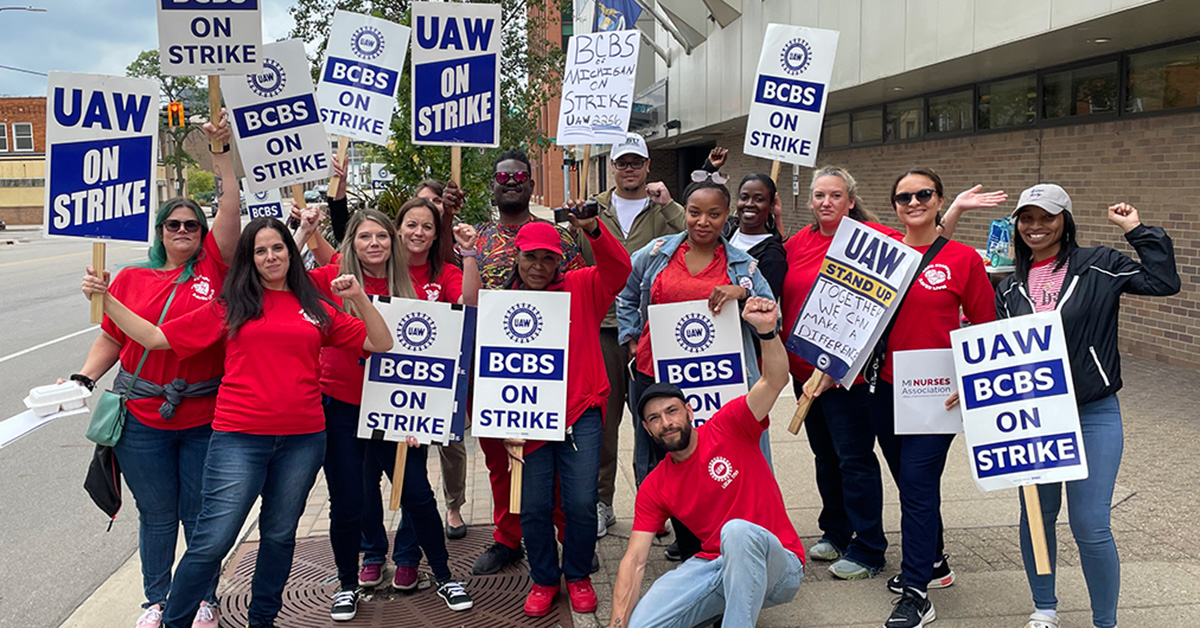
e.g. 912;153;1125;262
317;11;411;146
44;73;159;243
743;24;839;167
649;301;747;426
951;311;1088;492
786;219;920;387
472;290;570;442
223;39;330;193
411;1;501;147
156;0;262;76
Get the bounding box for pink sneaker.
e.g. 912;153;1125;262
392;565;419;590
135;604;163;628
358;562;384;587
191;601;218;628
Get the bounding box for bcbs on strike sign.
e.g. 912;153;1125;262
370;163;394;191
242;178;283;219
743;24;839;167
410;1;501;147
950;311;1088;492
317;11;411;146
156;0;263;76
44;73;159;243
472;290;570;442
649;301;748;426
223;39;331;193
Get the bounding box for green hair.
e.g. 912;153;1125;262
135;197;210;282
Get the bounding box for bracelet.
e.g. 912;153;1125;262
459;249;477;258
69;373;96;391
210;143;231;154
755;329;777;341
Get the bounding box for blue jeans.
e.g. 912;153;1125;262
869;382;952;591
161;431;325;628
630;519;804;628
793;378;851;552
1020;394;1124;628
360;447;423;568
113;415;215;608
521;407;602;585
815;383;886;570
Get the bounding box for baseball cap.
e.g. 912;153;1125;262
610;133;649;160
637;382;688;419
513;221;563;256
1012;183;1073;218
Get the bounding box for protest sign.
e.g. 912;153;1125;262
370;163;394;191
893;349;961;435
223;39;331;194
410;1;501;147
649;301;747;426
317;11;411;146
472;290;571;442
555;29;640;146
359;297;466;446
156;0;263;76
950;311;1088;492
785;218;921;387
242;179;284;219
446;305;476;443
743;24;839;167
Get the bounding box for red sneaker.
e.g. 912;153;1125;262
523;583;560;617
566;577;598;613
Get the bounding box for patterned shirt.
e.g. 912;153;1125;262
1028;257;1070;313
472;217;585;289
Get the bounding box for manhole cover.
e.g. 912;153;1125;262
217;526;574;627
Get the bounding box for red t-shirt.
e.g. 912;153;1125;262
101;233;228;430
781;222;901;381
308;253;390;405
410;261;464;303
636;242;731;376
161;289;367;435
632;396;805;563
1028;257;1070;313
882;239;996;382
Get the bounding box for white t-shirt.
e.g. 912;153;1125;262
610;194;650;237
728;231;773;252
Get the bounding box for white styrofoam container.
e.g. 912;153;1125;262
23;382;91;417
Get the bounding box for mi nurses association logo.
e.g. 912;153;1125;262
248;58;287;98
708;456;739;489
675;313;716;353
191;274;215;302
918;263;952;291
779;38;813;76
351;26;385;60
397;311;437;352
504;304;544;343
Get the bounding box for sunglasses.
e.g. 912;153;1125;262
613;158;646;171
893;189;936;205
163;219;202;233
494;171;529;185
691;169;728;185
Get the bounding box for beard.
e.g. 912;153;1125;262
497;199;528;215
653;422;693;452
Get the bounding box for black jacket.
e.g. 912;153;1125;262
745;233;786;300
995;224;1180;406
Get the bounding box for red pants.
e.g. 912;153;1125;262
479;437;565;547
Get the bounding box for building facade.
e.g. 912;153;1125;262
0;97;48;225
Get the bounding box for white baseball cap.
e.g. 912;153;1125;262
1012;183;1073;218
610;133;649;160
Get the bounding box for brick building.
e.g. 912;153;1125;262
0;97;48;224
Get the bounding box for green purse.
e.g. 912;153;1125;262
85;284;179;447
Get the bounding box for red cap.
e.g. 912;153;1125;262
514;222;563;256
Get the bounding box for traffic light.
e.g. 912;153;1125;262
167;101;184;127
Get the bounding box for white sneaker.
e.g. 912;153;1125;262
191;601;219;628
597;502;608;538
135;604;163;628
1024;612;1059;628
599;501;617;527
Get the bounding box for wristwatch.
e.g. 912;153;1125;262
755;329;777;341
69;373;96;391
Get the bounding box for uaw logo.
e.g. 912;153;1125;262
504;304;543;343
708;456;739;489
247;58;287;98
918;263;952;291
191;274;214;301
816;353;832;370
779;38;812;76
351;25;385;60
253;190;270;201
675;313;715;354
397;312;437;352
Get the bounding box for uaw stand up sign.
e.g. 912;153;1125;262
649;301;748;426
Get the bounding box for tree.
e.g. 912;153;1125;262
126;50;211;198
289;0;570;223
188;167;215;196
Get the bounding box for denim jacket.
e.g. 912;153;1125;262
616;231;776;386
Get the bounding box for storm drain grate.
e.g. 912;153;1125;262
216;526;574;628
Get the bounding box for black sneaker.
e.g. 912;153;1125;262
664;542;681;561
887;555;956;594
884;589;935;628
330;589;359;622
436;580;474;611
471;541;524;575
591;553;601;573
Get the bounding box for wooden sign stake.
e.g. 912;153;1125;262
389;444;408;510
787;369;824;435
450;145;462;186
579;145;592;198
90;242;106;323
328;137;349;194
509;448;524;515
207;76;223;152
1023;485;1053;575
770;160;782;184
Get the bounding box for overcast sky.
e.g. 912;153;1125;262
0;1;296;97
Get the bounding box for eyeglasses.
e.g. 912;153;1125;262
163;219;202;233
613;158;646;171
892;189;936;205
691;170;728;185
494;171;529;185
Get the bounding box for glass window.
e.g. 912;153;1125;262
1126;40;1200;113
927;89;974;134
12;122;33;152
978;74;1036;130
885;98;924;141
0;124;7;152
822;113;850;148
1044;62;1118;119
852;109;883;143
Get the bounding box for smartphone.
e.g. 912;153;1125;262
554;200;600;223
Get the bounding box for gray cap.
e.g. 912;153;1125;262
610;133;649;160
1013;183;1072;218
